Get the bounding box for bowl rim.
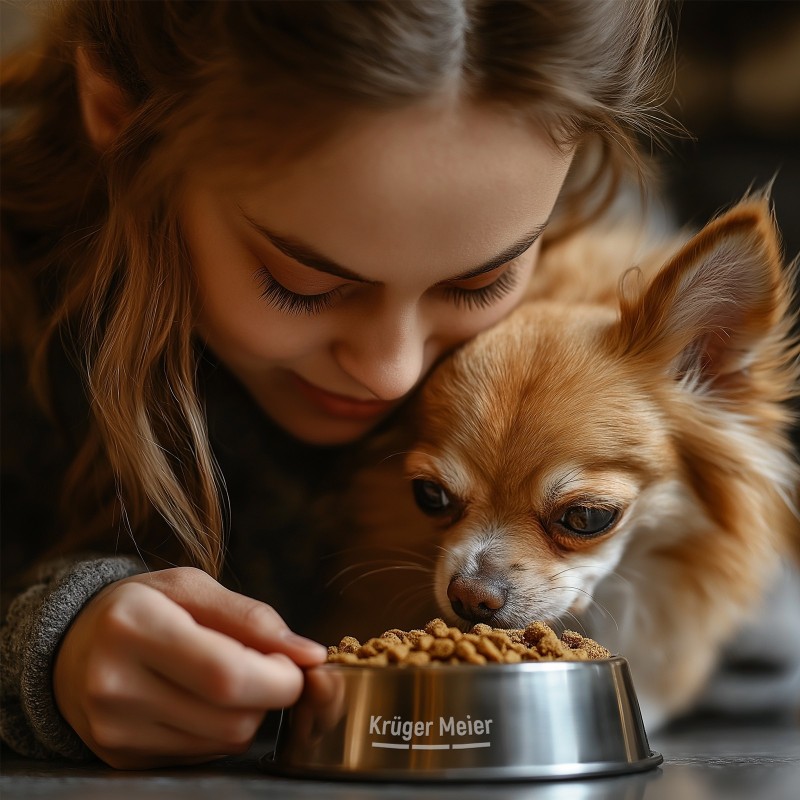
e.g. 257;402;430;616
313;654;626;675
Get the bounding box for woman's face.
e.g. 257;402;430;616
181;103;573;445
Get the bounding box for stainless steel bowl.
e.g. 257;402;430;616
262;657;662;781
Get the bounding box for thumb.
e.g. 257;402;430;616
132;568;328;666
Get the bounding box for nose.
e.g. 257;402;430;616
447;576;509;623
332;305;427;401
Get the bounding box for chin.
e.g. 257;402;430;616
276;414;382;447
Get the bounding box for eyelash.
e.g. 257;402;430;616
255;267;339;316
441;263;522;310
254;261;523;316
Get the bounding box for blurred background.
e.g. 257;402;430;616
662;0;800;449
2;0;799;445
664;2;799;248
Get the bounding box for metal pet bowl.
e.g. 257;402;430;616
262;657;662;782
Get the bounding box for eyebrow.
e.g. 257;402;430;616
240;209;548;284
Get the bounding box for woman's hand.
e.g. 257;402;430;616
53;567;326;769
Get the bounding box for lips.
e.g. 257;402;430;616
291;374;395;420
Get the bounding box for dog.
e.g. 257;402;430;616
317;197;800;730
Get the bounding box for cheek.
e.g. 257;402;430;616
194;255;329;364
199;294;321;363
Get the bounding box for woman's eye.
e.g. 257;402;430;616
255;258;525;316
255;266;341;316
441;262;522;310
412;479;456;517
558;506;618;537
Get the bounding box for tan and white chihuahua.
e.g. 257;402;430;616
320;198;800;730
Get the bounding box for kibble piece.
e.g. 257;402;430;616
386;644;411;663
328;651;360;664
581;639;612;659
475;637;503;662
425;618;450;638
326;619;611;666
383;629;409;642
450;638;486;665
535;630;569;659
523;621;552;645
447;627;464;641
405;651;432;666
507;630;526;645
486;630;511;649
455;639;478;660
429;638;456;659
338;636;361;654
521;649;542;662
561;630;584;649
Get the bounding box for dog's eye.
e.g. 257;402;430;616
412;479;455;517
558;506;617;537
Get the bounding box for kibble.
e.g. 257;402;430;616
326;619;611;666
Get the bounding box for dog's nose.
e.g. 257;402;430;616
447;576;509;623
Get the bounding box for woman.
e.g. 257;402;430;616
0;0;671;767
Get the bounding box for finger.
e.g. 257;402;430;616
136;569;327;665
305;666;347;733
89;660;267;750
90;718;251;770
129;595;306;708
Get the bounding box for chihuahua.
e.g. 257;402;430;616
320;198;799;730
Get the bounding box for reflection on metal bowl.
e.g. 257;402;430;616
262;657;662;782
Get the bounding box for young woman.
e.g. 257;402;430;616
1;0;672;768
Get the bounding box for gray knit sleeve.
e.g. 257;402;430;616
1;556;144;759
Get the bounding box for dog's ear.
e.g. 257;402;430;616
615;198;788;387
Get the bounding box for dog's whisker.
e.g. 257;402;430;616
545;565;599;581
331;564;432;595
322;544;434;563
325;559;429;587
391;584;435;618
557;609;588;636
373;545;438;565
378;448;434;465
601;569;639;591
559;586;620;633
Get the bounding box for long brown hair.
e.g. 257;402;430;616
1;0;674;577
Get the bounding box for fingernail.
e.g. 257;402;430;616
281;630;328;656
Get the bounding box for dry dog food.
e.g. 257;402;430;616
327;618;611;666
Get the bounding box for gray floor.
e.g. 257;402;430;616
2;715;798;800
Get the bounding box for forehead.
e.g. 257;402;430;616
418;305;672;487
227;102;573;284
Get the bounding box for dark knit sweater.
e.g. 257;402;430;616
1;338;366;759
